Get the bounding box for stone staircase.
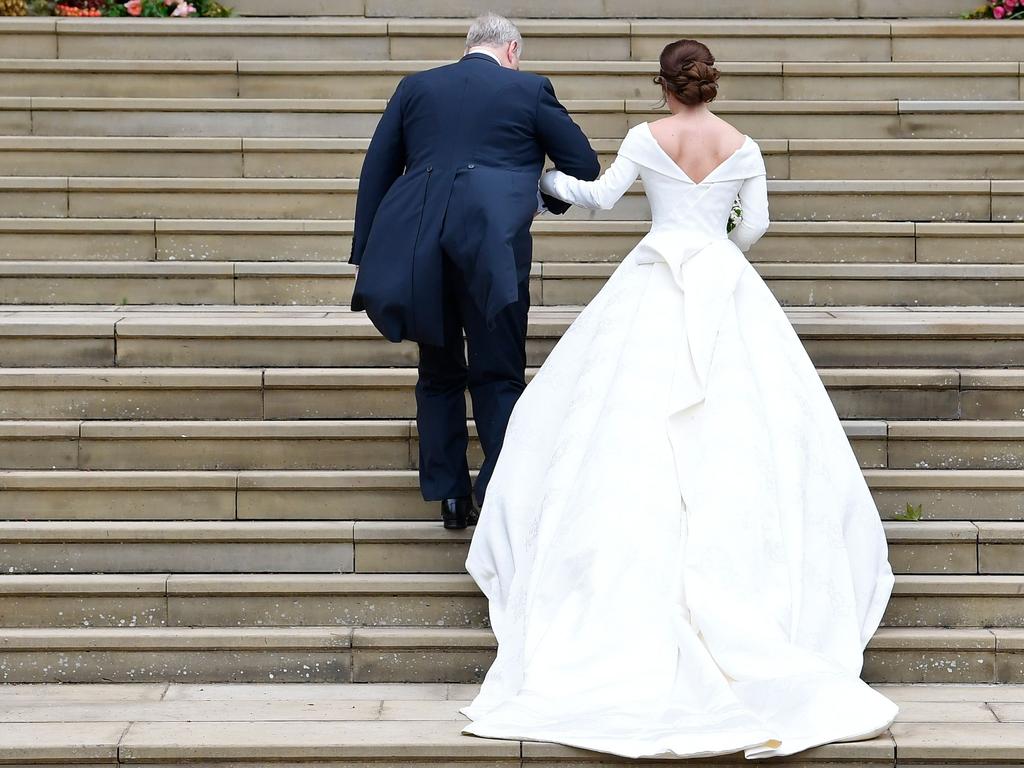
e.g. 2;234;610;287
2;3;1024;765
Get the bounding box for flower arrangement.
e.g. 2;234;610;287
963;0;1024;18
55;0;103;14
105;0;232;15
108;0;232;15
727;199;742;233
27;0;231;14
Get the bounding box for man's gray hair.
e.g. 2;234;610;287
465;13;523;54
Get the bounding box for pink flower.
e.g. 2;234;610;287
993;4;1006;16
1005;0;1018;8
170;0;196;15
125;0;142;14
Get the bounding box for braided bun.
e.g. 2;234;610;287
654;39;720;107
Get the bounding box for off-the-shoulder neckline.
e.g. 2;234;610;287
640;122;751;185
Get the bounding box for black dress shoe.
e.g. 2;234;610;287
441;496;478;530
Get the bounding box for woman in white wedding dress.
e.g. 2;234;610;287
460;39;898;759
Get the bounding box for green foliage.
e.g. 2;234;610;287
893;503;923;522
195;0;232;15
28;0;55;14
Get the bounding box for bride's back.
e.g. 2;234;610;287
647;113;747;186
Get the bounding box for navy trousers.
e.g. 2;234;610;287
416;252;530;506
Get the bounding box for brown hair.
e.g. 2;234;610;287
654;39;720;107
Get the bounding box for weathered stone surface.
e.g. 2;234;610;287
165;574;487;628
0;574;168;629
352;628;496;684
78;420;412;471
238;471;432;521
0;628;353;683
118;718;518;760
354;522;472;573
890;721;1024;760
162;682;448;701
0;470;236;521
864;629;996;684
885;521;978;574
885;576;1024;627
0;522;355;574
868;470;1024;522
0;720;126;762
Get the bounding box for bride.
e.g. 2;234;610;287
460;39;898;759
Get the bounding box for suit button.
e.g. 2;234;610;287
467;164;475;169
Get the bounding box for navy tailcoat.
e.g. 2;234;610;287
350;53;600;347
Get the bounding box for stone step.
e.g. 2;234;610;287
1;682;1022;768
6;262;1024;308
0;417;886;470
1;176;1020;222
231;0;969;18
0;572;488;629
4;18;1022;63
8;97;1024;140
10;137;1024;182
2;59;1021;102
5;307;1024;369
0;519;1015;576
0;366;1022;422
540;263;1024;307
0;572;1020;632
0;464;1011;524
2;468;1023;523
2;220;1023;266
0;261;358;306
0;626;1011;687
0;521;357;574
2;417;1024;471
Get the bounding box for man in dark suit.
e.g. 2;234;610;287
351;13;600;529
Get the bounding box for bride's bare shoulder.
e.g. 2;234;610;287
647;114;744;142
707;114;747;144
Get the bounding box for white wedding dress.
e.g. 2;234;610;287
460;123;898;759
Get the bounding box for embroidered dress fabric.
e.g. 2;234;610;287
460;124;898;759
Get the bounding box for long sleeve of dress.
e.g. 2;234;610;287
540;151;640;211
728;172;770;252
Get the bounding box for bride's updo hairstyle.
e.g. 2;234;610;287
654;39;720;107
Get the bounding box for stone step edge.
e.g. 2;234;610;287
3;261;1024;280
0;364;1016;388
12;136;1024;157
9;97;1024;114
6;219;1024;236
0;519;1008;544
0;571;1020;596
0;625;1015;652
1;59;1022;77
6;17;1024;36
5;307;1024;338
8;96;1024;115
3;417;1024;439
3;467;1024;491
2;176;1016;192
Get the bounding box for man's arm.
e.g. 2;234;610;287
351;79;407;265
534;77;600;216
